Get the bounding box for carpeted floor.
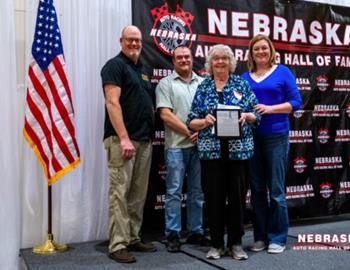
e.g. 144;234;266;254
21;217;350;270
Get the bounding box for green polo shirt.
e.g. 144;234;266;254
156;71;203;149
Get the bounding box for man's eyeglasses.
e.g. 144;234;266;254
123;37;142;44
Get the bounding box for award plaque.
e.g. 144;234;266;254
214;107;242;138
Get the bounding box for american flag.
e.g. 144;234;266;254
24;0;80;185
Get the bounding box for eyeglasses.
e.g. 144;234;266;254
123;37;142;44
212;56;229;61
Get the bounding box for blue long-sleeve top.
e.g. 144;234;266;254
187;74;261;160
242;65;302;136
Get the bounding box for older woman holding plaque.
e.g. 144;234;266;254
187;44;260;260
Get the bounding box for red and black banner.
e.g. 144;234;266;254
133;0;350;229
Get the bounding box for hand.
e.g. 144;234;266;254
204;114;216;128
120;138;135;160
239;113;248;125
189;132;198;144
254;104;273;115
240;112;256;125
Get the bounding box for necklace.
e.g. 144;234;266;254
255;69;270;77
255;64;275;77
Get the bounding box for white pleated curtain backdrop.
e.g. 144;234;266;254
20;0;131;248
1;1;131;269
1;0;350;269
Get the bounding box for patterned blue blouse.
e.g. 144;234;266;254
187;74;261;160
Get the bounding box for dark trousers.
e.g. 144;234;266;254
201;159;247;249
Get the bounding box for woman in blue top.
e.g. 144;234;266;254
187;44;260;261
242;35;302;254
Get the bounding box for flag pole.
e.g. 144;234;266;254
32;186;69;254
26;0;80;254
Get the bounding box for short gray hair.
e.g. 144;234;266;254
204;44;237;75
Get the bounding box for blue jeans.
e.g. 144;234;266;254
250;133;289;245
164;147;204;237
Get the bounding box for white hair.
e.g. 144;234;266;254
204;44;237;75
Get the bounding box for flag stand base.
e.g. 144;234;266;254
32;233;69;254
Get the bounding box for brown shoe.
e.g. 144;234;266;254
109;248;136;263
128;242;157;252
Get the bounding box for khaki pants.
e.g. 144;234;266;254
104;136;152;252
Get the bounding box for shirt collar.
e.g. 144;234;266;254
119;51;142;67
173;71;199;82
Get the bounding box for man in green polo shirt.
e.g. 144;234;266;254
156;45;209;252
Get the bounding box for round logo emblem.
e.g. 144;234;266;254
294;157;307;173
158;163;167;180
320;183;333;199
150;4;197;56
317;128;330;144
293;110;304;118
316;75;329;92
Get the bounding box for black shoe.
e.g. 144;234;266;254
128;242;157;252
186;233;211;246
166;232;181;252
109;248;136;263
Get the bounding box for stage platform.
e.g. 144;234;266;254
21;216;350;270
